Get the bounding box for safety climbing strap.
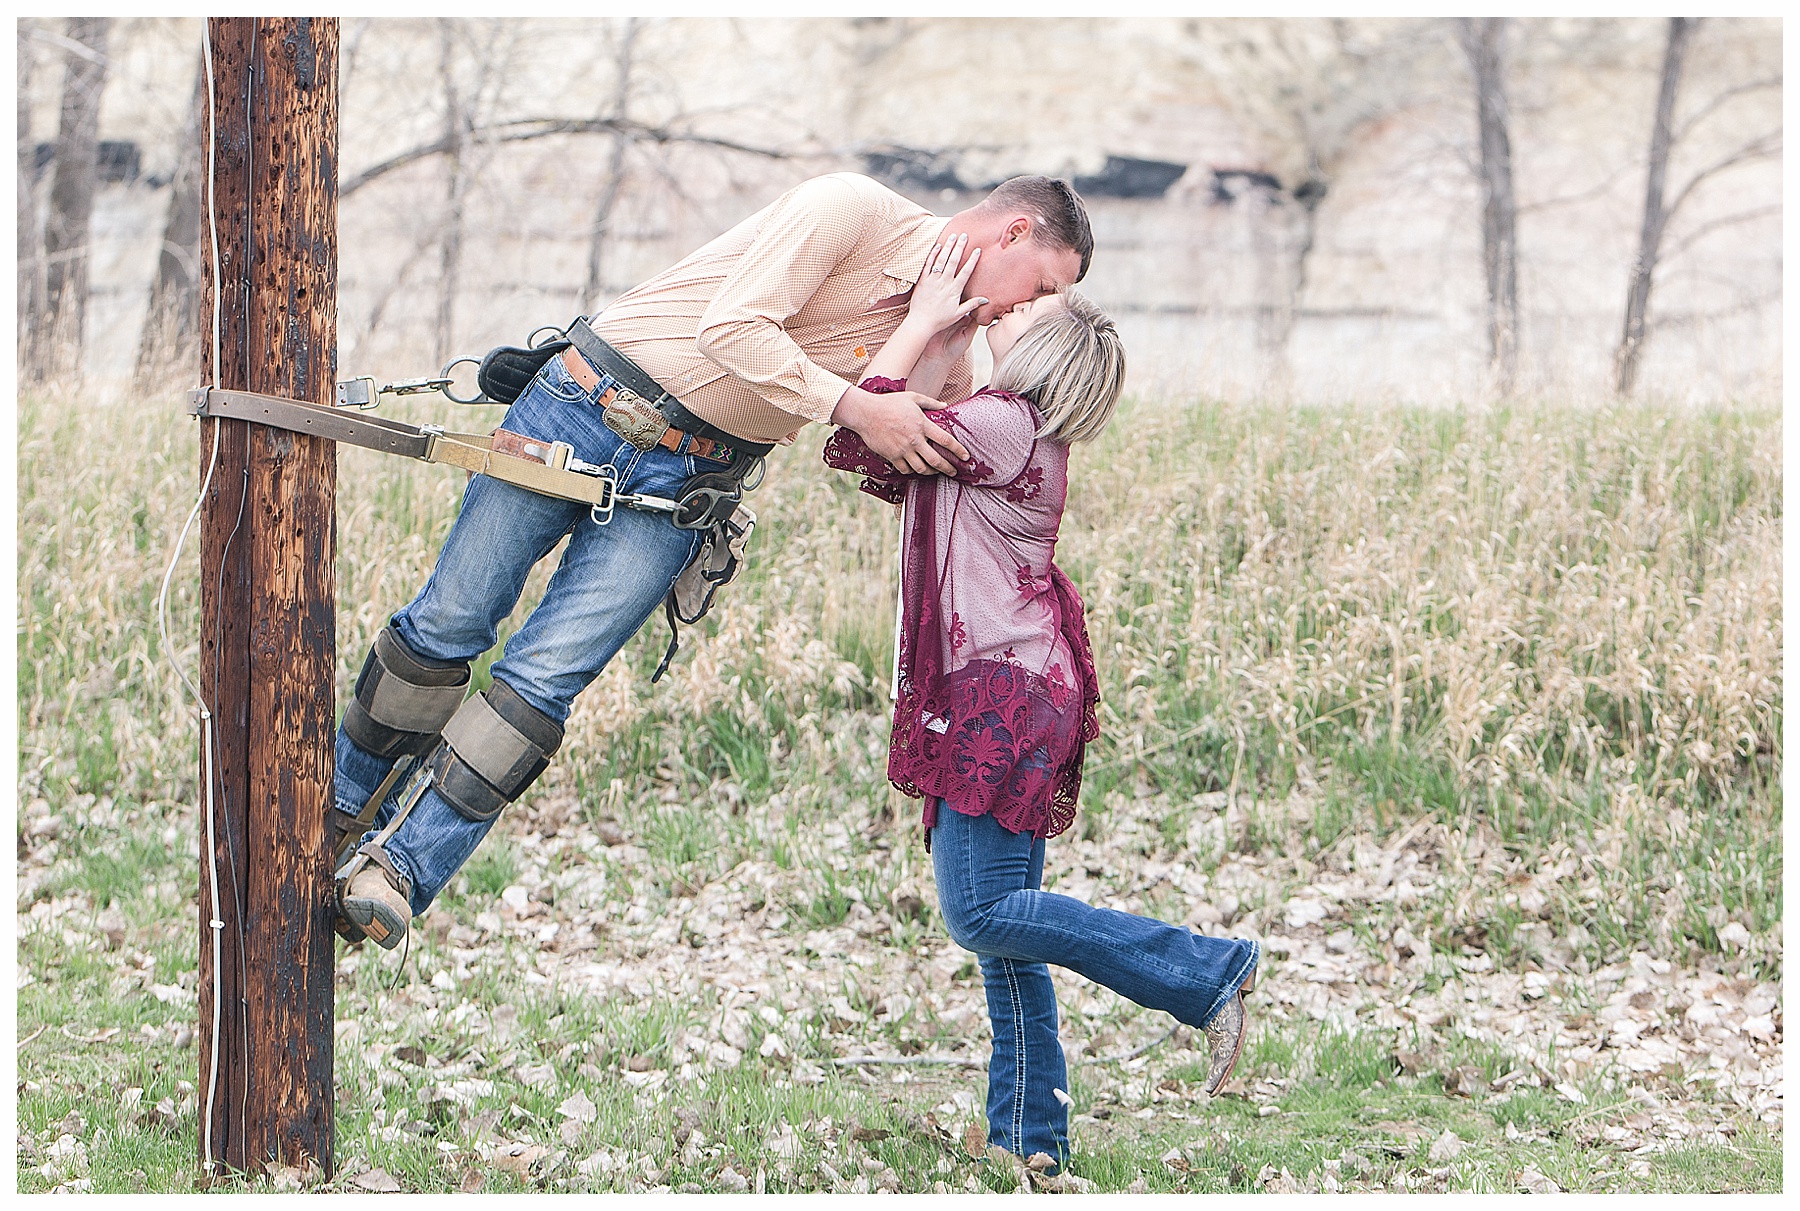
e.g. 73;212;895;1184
329;754;415;866
188;386;642;512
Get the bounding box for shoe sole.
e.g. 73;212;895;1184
342;896;408;951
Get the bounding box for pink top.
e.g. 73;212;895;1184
823;377;1100;839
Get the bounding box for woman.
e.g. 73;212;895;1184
824;237;1259;1171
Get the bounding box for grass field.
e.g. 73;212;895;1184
16;383;1781;1192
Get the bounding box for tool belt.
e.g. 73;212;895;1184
190;319;771;680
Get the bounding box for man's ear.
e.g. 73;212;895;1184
1001;216;1033;247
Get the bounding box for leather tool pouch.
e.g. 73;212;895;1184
477;340;570;406
652;505;756;683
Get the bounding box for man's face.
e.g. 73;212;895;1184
964;219;1082;326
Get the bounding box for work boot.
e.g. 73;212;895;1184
336;847;412;951
1202;968;1256;1096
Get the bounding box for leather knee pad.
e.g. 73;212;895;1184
341;623;471;759
429;678;563;822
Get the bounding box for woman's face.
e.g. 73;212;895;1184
985;294;1063;366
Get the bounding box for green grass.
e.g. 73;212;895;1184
20;916;1781;1194
17;387;1780;1191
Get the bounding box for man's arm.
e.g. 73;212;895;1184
692;175;870;426
695;174;967;471
831;384;968;475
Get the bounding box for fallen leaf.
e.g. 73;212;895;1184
1394;1048;1430;1075
352;1167;401;1192
1428;1129;1464;1162
494;1142;550;1179
556;1090;597;1123
515;1062;556;1090
963;1123;987;1159
764;1124;804;1159
1260;1164;1300;1193
1519;1164;1561;1194
1446;1066;1488;1097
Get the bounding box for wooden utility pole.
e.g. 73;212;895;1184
196;17;338;1181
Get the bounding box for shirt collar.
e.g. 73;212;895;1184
884;216;951;289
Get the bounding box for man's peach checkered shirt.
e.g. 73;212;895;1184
589;172;971;444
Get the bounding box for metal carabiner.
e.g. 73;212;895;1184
585;464;621;526
672;485;739;530
439;356;492;405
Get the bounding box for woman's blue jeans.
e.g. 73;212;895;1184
930;803;1260;1169
334;347;705;915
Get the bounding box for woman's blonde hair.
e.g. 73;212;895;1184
990;292;1125;445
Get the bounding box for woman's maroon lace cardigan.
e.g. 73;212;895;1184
823;377;1099;839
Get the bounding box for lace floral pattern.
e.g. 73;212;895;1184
823;377;1099;840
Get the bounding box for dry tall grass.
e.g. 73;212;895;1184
16;385;1780;965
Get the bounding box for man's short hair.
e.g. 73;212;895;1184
981;175;1094;282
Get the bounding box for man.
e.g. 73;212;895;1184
335;171;1094;950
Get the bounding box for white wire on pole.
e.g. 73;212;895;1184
153;18;227;1176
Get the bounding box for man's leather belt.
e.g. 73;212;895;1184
559;321;773;468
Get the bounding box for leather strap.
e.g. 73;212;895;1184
441;692;545;792
562;320;773;463
191;387;620;509
557;346;751;463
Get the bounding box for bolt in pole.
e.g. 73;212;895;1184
196;16;338;1181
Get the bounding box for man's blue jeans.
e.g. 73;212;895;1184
930;803;1260;1169
335;347;704;915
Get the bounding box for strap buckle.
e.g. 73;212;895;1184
579;461;620;526
336;374;458;409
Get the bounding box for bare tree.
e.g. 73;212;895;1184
18;23;41;356
338;115;793;200
433;18;472;369
1457;18;1520;395
1613;18;1781;396
580;17;641;314
336;20;801;362
132;49;206;390
1613;18;1696;398
29;16;112;382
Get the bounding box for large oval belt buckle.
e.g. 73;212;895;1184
602;390;671;451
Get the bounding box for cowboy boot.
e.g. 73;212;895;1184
1202;968;1256;1096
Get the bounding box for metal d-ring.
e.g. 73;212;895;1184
439;355;491;405
529;326;566;349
